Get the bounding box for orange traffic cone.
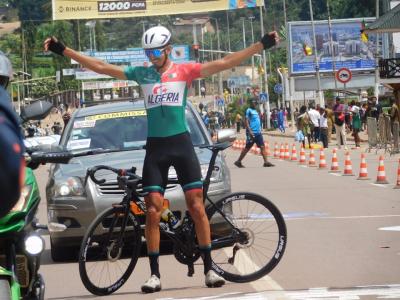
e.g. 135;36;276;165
284;143;290;160
298;144;306;165
329;148;340;173
308;148;317;167
318;149;327;169
375;156;389;184
240;140;245;150
357;153;370;180
251;144;257;154
273;143;279;159
343;151;354;176
291;144;298;162
279;143;285;160
394;159;400;189
232;140;238;150
264;142;271;156
255;146;261;155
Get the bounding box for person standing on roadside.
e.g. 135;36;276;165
350;101;361;148
297;105;312;149
325;105;334;144
235;112;242;133
333;97;347;150
234;98;274;168
308;104;320;143
319;107;329;148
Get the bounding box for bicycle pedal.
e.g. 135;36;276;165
187;264;194;277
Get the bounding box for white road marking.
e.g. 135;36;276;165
157;284;400;300
370;183;388;188
379;226;400;231
330;173;342;176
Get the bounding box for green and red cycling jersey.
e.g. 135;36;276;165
124;62;202;138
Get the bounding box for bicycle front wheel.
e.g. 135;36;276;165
207;192;287;283
79;206;142;296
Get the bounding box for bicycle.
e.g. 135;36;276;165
78;141;287;296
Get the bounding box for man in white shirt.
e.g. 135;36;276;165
308;105;320;143
319;107;329;148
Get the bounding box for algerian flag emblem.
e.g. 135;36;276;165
168;73;177;79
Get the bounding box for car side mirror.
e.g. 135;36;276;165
20;100;53;122
216;129;236;143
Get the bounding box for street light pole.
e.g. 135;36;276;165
260;6;271;129
241;17;246;48
249;16;255;84
309;0;324;107
226;11;231;52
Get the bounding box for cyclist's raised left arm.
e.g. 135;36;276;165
200;32;279;78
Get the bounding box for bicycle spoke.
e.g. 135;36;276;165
209;194;286;282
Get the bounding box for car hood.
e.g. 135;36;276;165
52;146;214;180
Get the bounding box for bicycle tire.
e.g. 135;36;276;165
207;192;287;283
79;206;142;296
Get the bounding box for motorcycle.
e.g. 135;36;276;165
0;100;67;300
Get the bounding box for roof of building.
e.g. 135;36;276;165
366;3;400;33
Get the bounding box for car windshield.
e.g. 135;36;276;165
64;108;207;152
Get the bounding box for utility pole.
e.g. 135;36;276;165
374;0;380;99
260;6;271;129
309;0;324;107
226;11;231;52
326;0;338;93
249;16;256;84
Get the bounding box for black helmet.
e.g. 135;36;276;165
0;51;13;88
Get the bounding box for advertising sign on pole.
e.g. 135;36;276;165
52;0;263;20
288;18;377;74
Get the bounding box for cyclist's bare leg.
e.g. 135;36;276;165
144;192;164;280
184;189;211;246
185;189;225;286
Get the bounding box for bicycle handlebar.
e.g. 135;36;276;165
85;165;140;185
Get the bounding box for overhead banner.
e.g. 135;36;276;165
288;18;377;74
72;45;190;65
52;0;263;20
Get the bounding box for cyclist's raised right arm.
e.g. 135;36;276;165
44;37;126;80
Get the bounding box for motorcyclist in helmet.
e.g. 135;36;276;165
0;51;25;218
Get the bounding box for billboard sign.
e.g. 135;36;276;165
288;18;377;74
72;45;190;66
52;0;263;20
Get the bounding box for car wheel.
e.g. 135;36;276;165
50;239;77;262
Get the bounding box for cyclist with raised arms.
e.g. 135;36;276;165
0;51;25;218
44;26;279;293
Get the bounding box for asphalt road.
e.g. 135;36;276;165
34;136;400;300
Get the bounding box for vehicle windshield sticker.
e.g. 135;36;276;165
74;120;96;128
85;110;147;121
67;139;91;150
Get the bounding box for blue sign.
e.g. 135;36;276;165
79;45;190;65
274;84;283;94
217;99;224;107
259;93;269;103
289;19;377;74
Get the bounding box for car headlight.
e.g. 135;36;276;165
24;235;45;256
201;164;222;182
54;177;85;197
11;185;32;212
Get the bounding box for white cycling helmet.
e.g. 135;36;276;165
142;26;171;49
0;51;13;88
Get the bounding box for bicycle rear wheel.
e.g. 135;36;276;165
79;206;142;296
207;192;287;283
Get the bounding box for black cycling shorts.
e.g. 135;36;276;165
142;132;203;195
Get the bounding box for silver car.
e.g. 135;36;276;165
46;100;231;261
